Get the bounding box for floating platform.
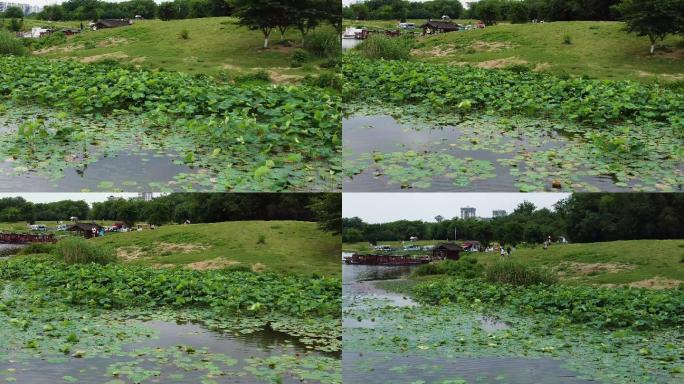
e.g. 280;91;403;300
344;253;431;266
0;233;57;244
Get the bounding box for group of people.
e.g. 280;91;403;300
499;245;512;256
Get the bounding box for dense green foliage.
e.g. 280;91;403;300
0;30;27;56
343;55;683;129
0;255;340;318
0;56;341;191
304;29;342;58
484;260;558;285
616;0;684;54
354;34;414;60
344;194;684;245
17;243;55;255
0;193;341;228
343;0;627;22
55;237;117;265
412;257;484;278
413;277;684;330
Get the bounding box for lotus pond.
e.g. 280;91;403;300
0;256;342;383
342;262;684;384
0;57;341;192
342;56;683;192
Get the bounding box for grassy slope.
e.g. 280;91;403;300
411;21;684;82
476;240;684;285
33;17;325;78
92;220;341;277
346;239;684;285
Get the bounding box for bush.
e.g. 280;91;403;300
257;234;266;244
179;29;189;40
0;30;27;56
412;257;484;279
55;237;116;265
291;49;309;67
233;70;270;84
355;34;413;60
303;29;340;58
18;243;55;255
303;71;342;90
563;35;573;45
506;64;531;73
23;33;66;51
485;260;557;286
83;41;96;49
223;264;253;273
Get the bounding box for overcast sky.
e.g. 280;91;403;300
344;0;474;7
0;193;139;205
343;193;570;223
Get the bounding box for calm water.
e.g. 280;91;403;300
0;319;330;383
342;259;595;384
342;39;362;51
343;115;628;192
0;149;197;192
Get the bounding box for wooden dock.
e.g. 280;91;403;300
343;253;431;266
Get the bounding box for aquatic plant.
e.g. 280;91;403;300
412;258;484;279
412;277;683;330
354;35;414;60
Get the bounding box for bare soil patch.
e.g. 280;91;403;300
185;257;240;271
562;262;636;276
627;277;682;289
251;262;267;272
471;40;514;52
477;57;528;69
80;52;129;63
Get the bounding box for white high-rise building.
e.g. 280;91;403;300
460;207;476;220
0;2;42;15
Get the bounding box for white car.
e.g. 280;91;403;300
398;23;416;29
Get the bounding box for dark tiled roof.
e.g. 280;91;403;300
434;243;462;251
96;19;131;28
420;21;460;30
67;223;102;231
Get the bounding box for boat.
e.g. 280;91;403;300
343;253;431;266
343;27;368;39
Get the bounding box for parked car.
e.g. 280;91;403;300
403;245;421;251
398;22;416;29
373;245;394;252
57;224;68;231
29;224;47;231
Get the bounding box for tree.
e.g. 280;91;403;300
435;215;444;223
158;2;177;20
615;0;684;54
509;1;530;23
4;6;24;19
308;194;342;234
232;0;283;48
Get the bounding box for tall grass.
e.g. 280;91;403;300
304;29;340;58
412;257;484;279
18;243;55;255
55;237;116;265
485;260;557;286
354;34;414;60
0;30;27;56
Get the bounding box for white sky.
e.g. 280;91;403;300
5;0;158;6
343;193;570;223
0;193;138;206
344;0;474;7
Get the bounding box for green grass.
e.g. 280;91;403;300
475;240;684;285
91;220;341;277
402;21;684;82
33;17;333;79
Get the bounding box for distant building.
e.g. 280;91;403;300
0;2;42;15
138;192;154;202
493;210;507;218
91;19;132;30
432;243;462;260
461;207;476;220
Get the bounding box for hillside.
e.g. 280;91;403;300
32;17;328;79
407;21;684;82
477;240;684;287
92;220;341;276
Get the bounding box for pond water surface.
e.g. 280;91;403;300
0;318;336;383
342;259;598;384
343;115;639;192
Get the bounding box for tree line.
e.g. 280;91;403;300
0;193;341;233
343;193;684;247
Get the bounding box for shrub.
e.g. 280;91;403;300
83;41;96;49
303;71;342;90
257;234;266;244
563;35;573;45
0;29;27;56
18;243;55;255
303;29;340;58
506;64;531;73
223;264;252;273
355;34;413;60
485;260;557;286
55;237;116;265
179;29;189;40
412;257;484;279
291;49;309;67
233;70;270;84
23;33;66;51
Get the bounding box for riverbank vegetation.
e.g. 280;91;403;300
0;56;340;191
